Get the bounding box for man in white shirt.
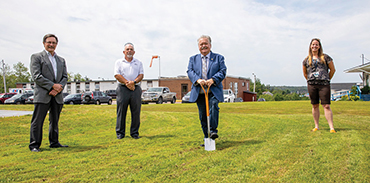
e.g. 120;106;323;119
114;43;144;139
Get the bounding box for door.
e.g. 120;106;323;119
181;84;188;98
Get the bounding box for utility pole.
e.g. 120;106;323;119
1;60;6;93
362;54;365;86
252;72;256;101
252;73;256;93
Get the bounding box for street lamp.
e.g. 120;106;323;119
252;73;256;101
1;60;6;93
252;72;256;93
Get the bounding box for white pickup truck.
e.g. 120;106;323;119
223;89;235;103
141;87;177;104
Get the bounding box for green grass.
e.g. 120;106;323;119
0;101;369;182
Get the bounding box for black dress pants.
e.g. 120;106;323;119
116;85;142;138
29;97;63;149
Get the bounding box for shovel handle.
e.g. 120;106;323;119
200;84;210;117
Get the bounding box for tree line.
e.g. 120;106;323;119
0;61;90;93
250;78;309;101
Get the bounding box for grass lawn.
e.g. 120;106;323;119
0;101;369;182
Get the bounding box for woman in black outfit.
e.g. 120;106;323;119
302;38;336;133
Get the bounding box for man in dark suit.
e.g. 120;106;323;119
187;35;227;145
29;34;68;152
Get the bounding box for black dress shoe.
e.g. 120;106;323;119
50;143;69;148
210;132;219;140
117;136;125;139
30;148;41;152
200;144;205;147
132;136;140;139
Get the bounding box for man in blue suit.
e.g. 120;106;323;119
187;35;227;145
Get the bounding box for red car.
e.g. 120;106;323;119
0;93;17;104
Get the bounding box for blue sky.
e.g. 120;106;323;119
1;0;369;86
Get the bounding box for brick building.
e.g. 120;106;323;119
159;75;250;99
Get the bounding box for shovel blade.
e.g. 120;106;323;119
204;138;216;151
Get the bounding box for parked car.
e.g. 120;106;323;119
4;93;34;104
64;93;82;104
181;91;192;103
141;87;177;104
257;98;266;102
82;91;112;105
0;93;17;104
25;95;34;104
63;93;70;98
105;90;117;99
235;97;244;102
223;89;235;103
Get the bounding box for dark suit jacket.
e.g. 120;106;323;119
30;50;68;104
187;51;227;102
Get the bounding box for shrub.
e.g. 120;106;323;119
350;95;360;101
361;86;370;94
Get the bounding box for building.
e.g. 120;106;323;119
344;61;370;86
16;75;251;100
159;75;250;99
16;79;159;95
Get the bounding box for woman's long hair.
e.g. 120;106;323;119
307;38;325;66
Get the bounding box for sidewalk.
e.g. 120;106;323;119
0;110;33;118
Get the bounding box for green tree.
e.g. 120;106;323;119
69;72;90;82
274;93;284;101
259;94;274;101
250;78;267;96
13;62;31;83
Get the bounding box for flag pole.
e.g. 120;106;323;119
158;56;161;79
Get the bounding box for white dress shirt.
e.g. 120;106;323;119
114;57;144;83
45;50;57;78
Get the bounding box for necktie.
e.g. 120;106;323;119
202;56;207;79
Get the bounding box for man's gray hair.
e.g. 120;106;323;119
197;35;211;44
124;42;135;50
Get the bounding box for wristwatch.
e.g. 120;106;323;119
134;80;137;84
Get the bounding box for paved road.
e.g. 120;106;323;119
0;101;186;117
0;110;33;118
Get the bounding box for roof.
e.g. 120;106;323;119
344;62;370;74
243;91;257;94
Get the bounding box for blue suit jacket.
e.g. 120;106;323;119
187;51;227;102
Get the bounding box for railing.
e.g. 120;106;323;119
331;85;362;101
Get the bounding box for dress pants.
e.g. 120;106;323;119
196;93;219;138
116;84;142;138
29;97;63;150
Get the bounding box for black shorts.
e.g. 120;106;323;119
307;84;331;105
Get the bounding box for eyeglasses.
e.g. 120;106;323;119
45;41;57;45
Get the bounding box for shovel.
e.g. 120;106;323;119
200;84;216;151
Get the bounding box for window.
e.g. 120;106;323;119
85;82;90;92
147;81;153;88
95;82;100;91
67;83;71;93
76;83;80;93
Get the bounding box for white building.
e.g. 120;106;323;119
17;79;159;94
